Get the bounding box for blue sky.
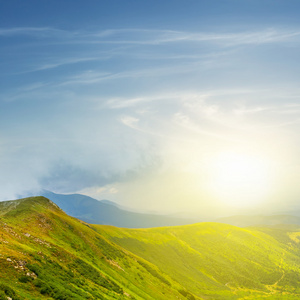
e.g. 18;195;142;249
1;1;300;216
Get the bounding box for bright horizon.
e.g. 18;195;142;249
1;1;300;217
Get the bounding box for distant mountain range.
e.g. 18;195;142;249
38;191;300;229
1;196;300;299
41;191;197;228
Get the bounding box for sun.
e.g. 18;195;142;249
209;151;272;208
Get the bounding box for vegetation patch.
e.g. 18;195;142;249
178;289;196;300
0;283;21;300
70;258;123;294
137;260;171;286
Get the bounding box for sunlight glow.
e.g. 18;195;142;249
210;151;272;207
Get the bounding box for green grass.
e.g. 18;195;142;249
95;222;300;299
0;197;196;300
2;196;300;299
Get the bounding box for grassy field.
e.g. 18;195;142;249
95;220;300;299
1;197;300;299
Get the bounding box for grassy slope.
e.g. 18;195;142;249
0;197;198;300
2;197;300;300
96;222;300;299
215;215;300;227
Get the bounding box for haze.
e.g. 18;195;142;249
1;1;300;217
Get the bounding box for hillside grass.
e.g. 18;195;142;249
2;197;300;299
95;222;300;299
0;197;199;300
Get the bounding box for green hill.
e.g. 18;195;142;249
1;197;300;299
97;223;300;299
215;214;300;227
0;197;196;300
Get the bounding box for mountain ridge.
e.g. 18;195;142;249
0;196;195;300
40;191;197;228
2;197;300;299
39;190;300;228
215;214;300;227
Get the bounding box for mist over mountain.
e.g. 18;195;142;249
37;190;300;230
215;214;300;227
41;191;198;228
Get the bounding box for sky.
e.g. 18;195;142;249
1;0;300;217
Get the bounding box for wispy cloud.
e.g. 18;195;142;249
2;26;300;81
173;112;240;143
1;26;299;46
29;56;103;72
0;27;74;38
186;29;300;46
105;93;180;109
80;28;300;46
58;62;199;86
120;116;140;129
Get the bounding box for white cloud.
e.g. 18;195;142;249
30;57;103;72
0;27;73;38
2;26;299;46
120;116;139;128
86;28;300;46
2;23;300;212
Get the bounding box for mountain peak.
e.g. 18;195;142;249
0;196;61;218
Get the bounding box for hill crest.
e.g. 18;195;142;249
2;197;300;299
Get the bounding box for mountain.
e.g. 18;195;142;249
41;191;197;228
0;197;197;300
2;197;300;299
215;214;300;227
99;200;123;208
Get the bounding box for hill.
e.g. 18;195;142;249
0;197;197;300
215;214;300;227
97;223;300;299
41;191;196;228
1;197;300;299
